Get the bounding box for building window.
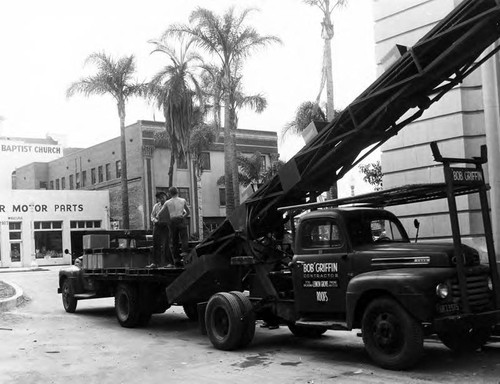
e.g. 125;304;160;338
61;177;66;190
105;163;111;181
34;221;63;259
76;173;80;189
260;155;267;170
55;179;60;190
200;152;211;170
178;187;190;205
9;222;22;263
69;174;74;190
70;220;102;229
81;170;86;187
91;168;96;184
177;153;188;169
49;180;54;190
116;160;122;178
39;181;48;190
98;165;104;183
219;188;226;207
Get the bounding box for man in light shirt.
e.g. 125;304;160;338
162;186;190;267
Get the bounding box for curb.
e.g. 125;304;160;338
0;281;24;311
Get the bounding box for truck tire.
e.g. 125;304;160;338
229;291;256;348
362;296;424;370
61;278;77;313
288;324;327;338
115;283;141;328
205;292;245;350
438;326;492;353
183;303;199;322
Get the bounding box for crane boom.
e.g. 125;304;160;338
194;0;500;257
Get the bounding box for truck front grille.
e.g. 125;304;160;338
451;274;492;312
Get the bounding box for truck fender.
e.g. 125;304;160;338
345;268;450;329
58;266;85;294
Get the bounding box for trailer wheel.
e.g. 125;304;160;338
183;303;199;322
362;297;424;370
205;292;245;350
288;324;327;338
438;326;492;353
61;279;77;313
229;291;256;348
115;284;141;328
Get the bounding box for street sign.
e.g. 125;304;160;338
450;167;484;185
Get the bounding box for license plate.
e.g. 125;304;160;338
437;303;460;314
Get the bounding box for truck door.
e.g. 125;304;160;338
292;217;349;317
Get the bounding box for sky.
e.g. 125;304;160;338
0;0;377;194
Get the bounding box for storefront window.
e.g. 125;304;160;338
70;220;102;229
34;221;63;259
9;222;22;263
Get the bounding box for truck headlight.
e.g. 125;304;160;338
487;277;493;291
436;283;449;299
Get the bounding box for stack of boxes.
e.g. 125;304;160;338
82;234;151;269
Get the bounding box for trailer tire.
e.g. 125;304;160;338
229;291;256;348
205;292;245;350
183;303;199;322
362;297;423;370
61;278;77;313
115;284;141;328
438;326;492;353
288;324;327;338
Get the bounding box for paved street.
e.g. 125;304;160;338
0;267;500;384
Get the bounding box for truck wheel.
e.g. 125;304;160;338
288;324;327;338
138;311;152;327
438;326;492;353
61;279;77;313
229;291;256;348
183;303;199;321
362;297;424;370
115;284;141;328
205;292;245;350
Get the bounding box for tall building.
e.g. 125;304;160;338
373;0;500;255
14;120;279;238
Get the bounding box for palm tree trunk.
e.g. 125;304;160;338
230;108;240;207
223;102;235;216
168;149;175;187
325;40;335;121
118;104;130;229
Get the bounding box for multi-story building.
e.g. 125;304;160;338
14;120;279;238
373;0;500;256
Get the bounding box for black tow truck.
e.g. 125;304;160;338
59;0;500;369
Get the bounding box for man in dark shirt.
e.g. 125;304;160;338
148;191;173;268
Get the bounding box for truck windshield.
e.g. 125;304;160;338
346;216;408;246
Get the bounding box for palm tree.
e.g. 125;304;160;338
147;38;203;187
305;0;347;121
281;101;326;141
164;7;281;216
67;53;144;229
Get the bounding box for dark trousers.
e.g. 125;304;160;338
152;223;173;265
170;217;188;263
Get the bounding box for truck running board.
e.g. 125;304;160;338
296;319;348;330
73;292;98;300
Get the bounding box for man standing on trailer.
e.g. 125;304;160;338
163;186;190;267
148;191;173;268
